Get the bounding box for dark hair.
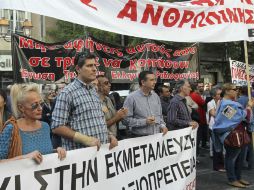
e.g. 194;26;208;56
0;89;7;103
138;71;154;86
74;52;96;68
210;87;221;97
158;85;169;94
190;82;197;92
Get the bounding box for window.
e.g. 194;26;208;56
0;9;31;35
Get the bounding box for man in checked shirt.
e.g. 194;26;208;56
51;52;117;151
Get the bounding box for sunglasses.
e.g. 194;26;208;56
31;102;44;111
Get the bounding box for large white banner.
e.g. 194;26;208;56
230;59;254;86
0;128;197;190
0;0;253;42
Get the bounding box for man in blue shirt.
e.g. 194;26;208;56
123;71;168;137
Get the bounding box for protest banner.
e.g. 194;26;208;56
0;0;253;42
230;59;254;86
12;34;198;83
0;127;197;190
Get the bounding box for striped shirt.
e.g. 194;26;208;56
51;78;108;150
167;94;192;130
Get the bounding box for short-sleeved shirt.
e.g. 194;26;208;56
0;121;53;159
101;96;117;137
51;78;108;150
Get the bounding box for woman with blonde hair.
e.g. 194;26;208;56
0;83;66;163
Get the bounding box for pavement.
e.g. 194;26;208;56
196;148;254;190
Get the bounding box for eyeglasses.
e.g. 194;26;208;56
230;88;238;91
31;102;44;111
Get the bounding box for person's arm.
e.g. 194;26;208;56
106;108;128;127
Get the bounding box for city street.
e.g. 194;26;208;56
197;148;254;190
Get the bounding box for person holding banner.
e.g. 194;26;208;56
97;75;128;138
212;83;253;188
167;80;199;130
0;83;66;164
122;71;168;137
51;52;118;151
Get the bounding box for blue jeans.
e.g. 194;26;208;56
225;145;246;182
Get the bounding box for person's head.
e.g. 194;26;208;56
158;85;171;98
56;83;66;95
239;86;248;96
210;87;222;101
11;83;43;120
175;80;191;97
97;75;111;96
204;83;210;91
0;89;7;110
190;82;198;93
91;78;99;92
222;83;238;100
75;52;97;84
138;71;156;91
197;82;204;93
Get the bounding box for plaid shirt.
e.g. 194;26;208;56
51;79;108;150
167;94;192;130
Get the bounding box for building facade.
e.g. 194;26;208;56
0;9;57;89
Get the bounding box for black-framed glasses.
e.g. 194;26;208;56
31;102;44;111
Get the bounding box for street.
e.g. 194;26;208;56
197;148;254;190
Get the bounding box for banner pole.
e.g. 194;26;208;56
244;41;251;99
244;41;254;150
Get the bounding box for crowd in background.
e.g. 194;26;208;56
0;52;254;188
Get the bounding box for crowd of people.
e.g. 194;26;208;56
0;52;253;188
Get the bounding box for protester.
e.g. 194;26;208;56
0;89;12;131
97;75;128;137
51;52;118;151
41;85;56;125
190;82;208;150
212;83;253;188
167;80;198;130
0;83;66;163
157;85;173;121
123;71;168;137
207;87;225;172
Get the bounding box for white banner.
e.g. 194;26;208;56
230;59;254;86
0;128;197;190
0;55;12;71
0;0;253;42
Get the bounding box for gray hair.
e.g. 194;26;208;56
175;80;189;93
210;87;221;97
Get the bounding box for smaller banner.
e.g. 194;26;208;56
0;128;197;190
230;59;254;86
12;34;199;84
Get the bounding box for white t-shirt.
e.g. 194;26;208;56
206;99;217;129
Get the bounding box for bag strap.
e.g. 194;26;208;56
2;116;22;159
